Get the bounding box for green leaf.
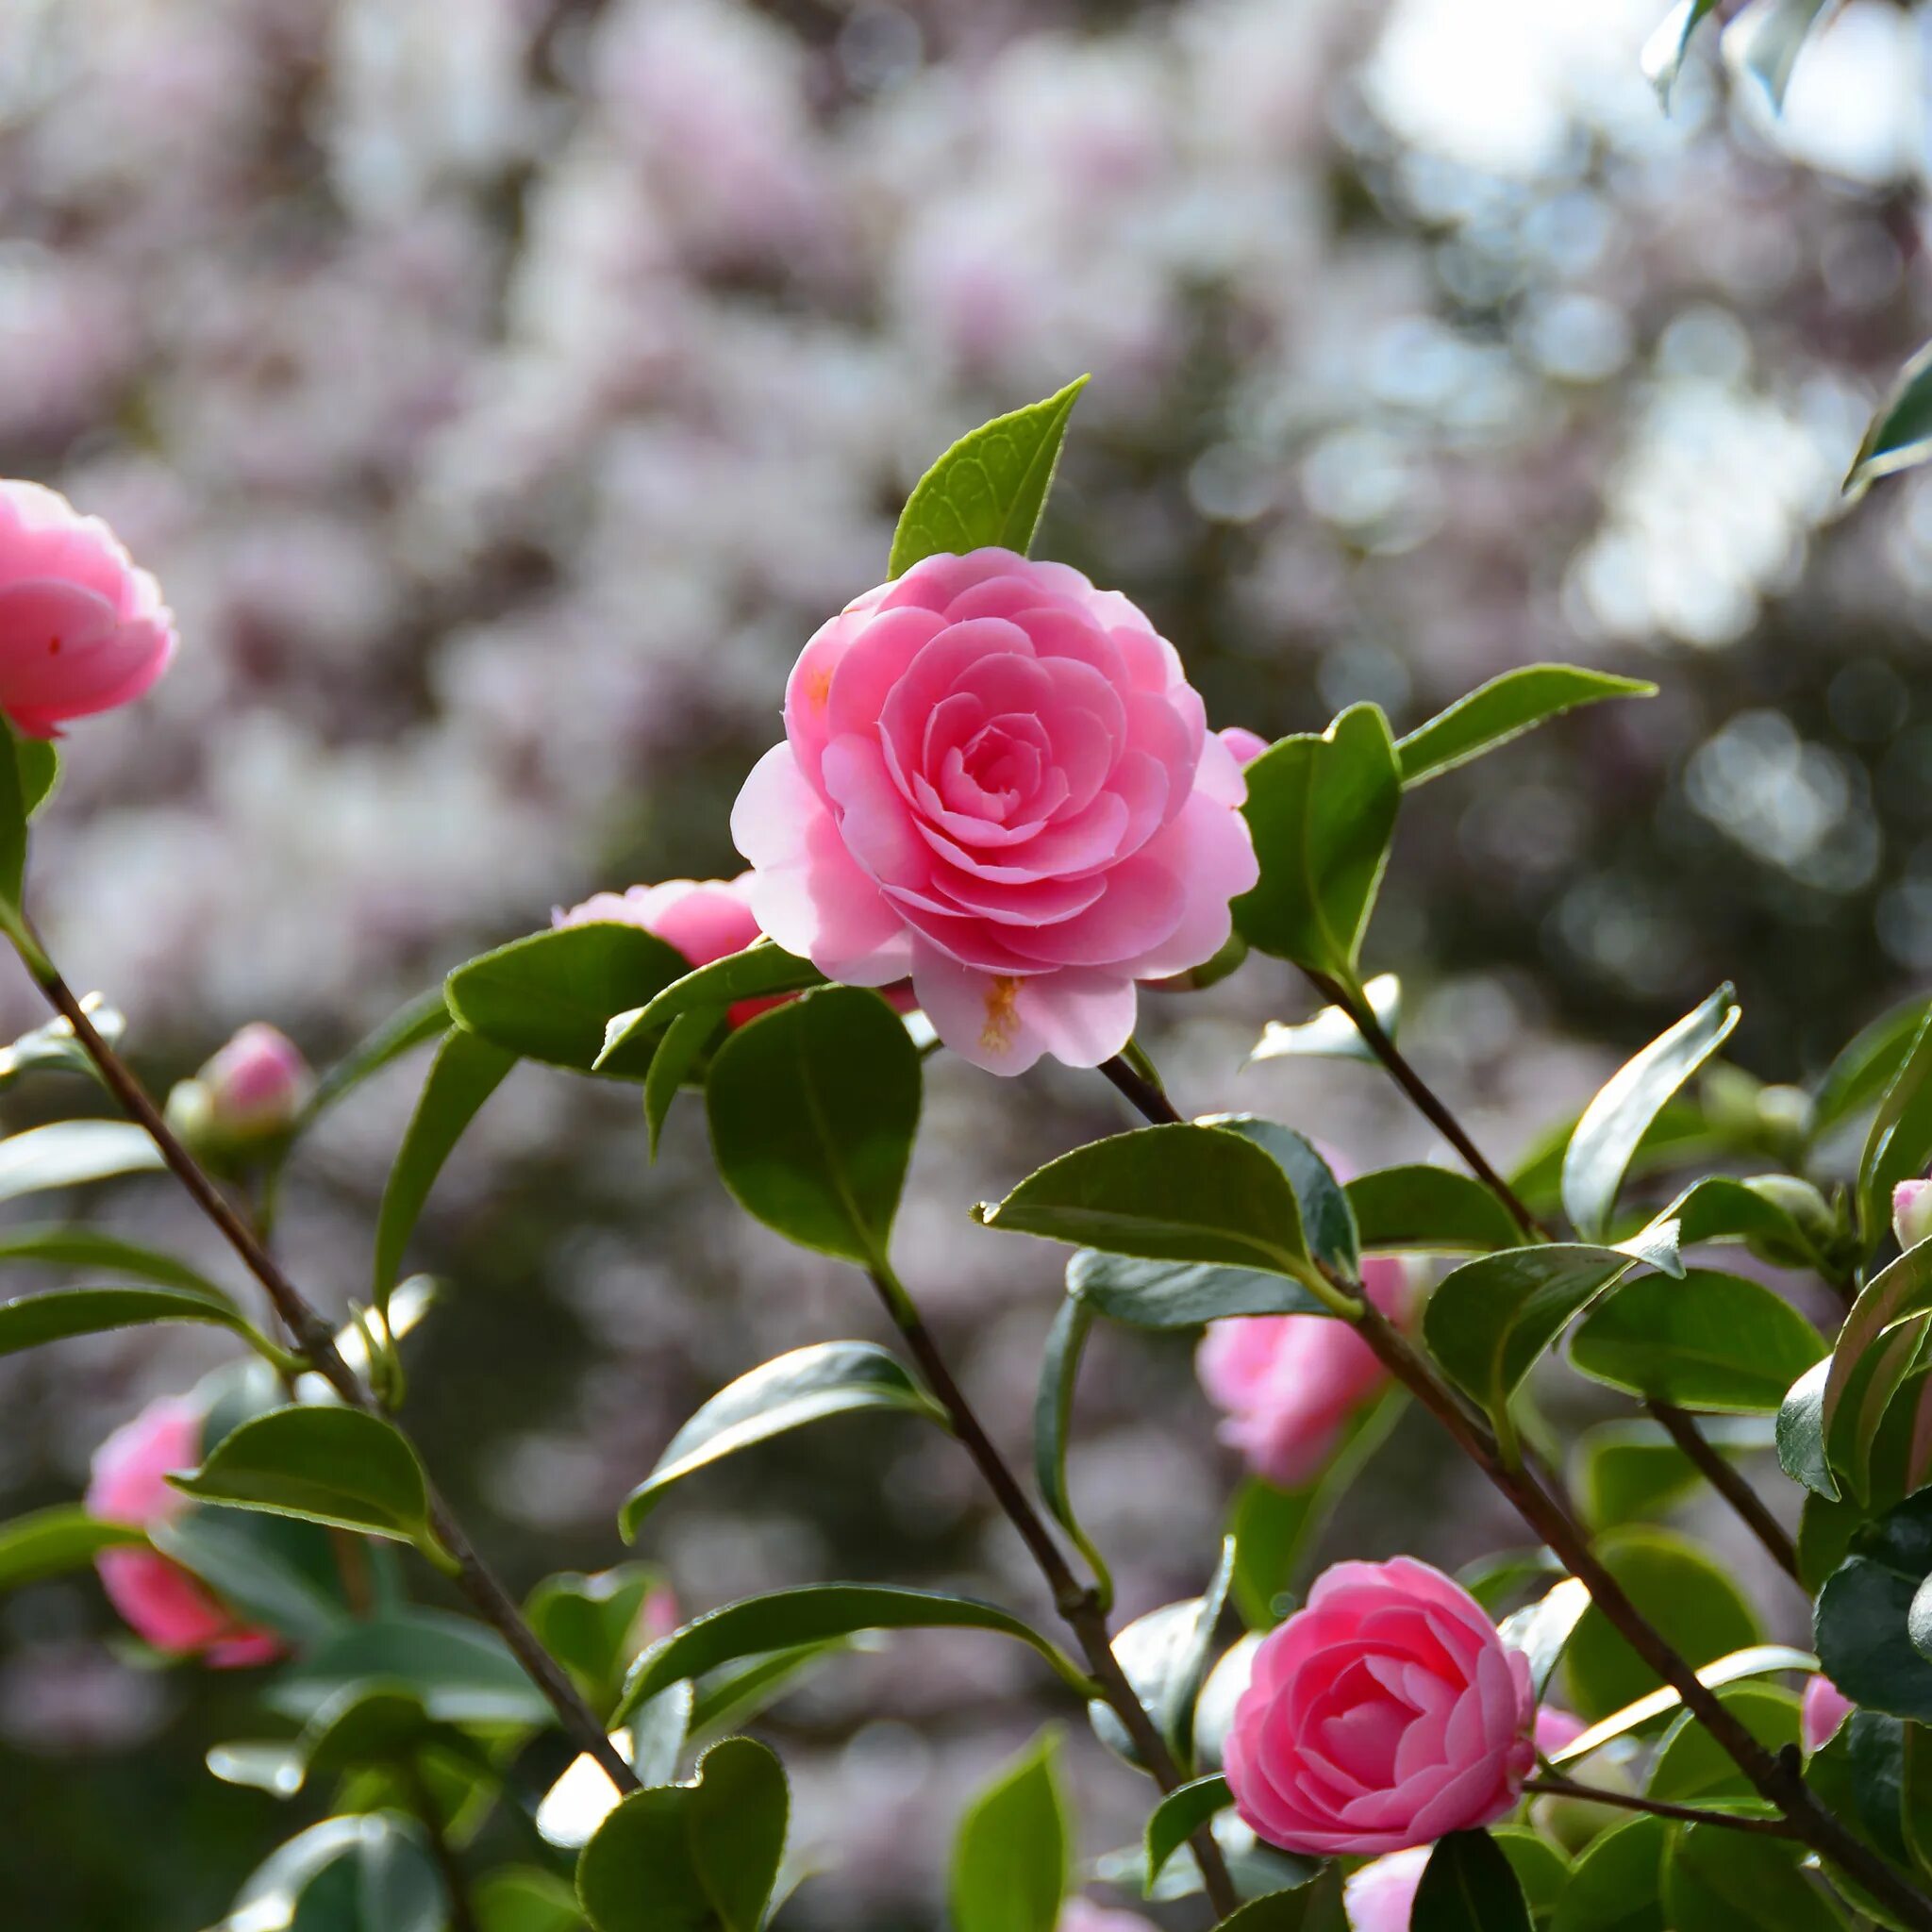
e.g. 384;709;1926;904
1661;1822;1843;1931
687;1639;855;1740
1860;1013;1932;1255
1817;1491;1932;1720
0;1120;164;1200
1347;1165;1523;1255
977;1124;1314;1280
1549;1816;1666;1932
0;1223;228;1295
1499;1576;1592;1698
1423;1242;1644;1420
1653;1174;1833;1272
1143;1775;1234;1891
0;1504;142;1591
1208;1116;1359;1284
1575;1417;1771;1531
1647;1682;1800;1807
1233;703;1401;988
0;995;125;1091
1550;1647;1817;1764
576;1737;787;1932
1641;0;1723;106
1812;995;1932;1145
614;1585;1087;1725
1903;1718;1932;1880
705;987;919;1269
1491;1828;1572;1922
526;1564;666;1718
621;1341;941;1539
597;941;824;1074
17;736;57;819
446;924;690;1074
209;1683;448;1800
1851;340;1932;491
948;1729;1070;1932
170;1406;438;1550
268;1607;553;1727
1736;0;1837;111
152;1507;357;1643
372;1028;515;1312
1562;1526;1763;1719
1412;1831;1533;1932
476;1868;586;1932
1569;1270;1826;1413
1248;974;1400;1065
643;1008;724;1159
300;988;452;1132
1806;1240;1932;1502
1215;1881;1347;1930
538;1684;692;1851
1396;666;1653;790
1562;987;1740;1242
215;1814;445;1932
1034;1293;1112;1608
0;1281;258;1360
1091;1538;1234;1773
1066;1250;1328;1326
889;378;1088;577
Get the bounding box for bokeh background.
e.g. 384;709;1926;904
0;0;1928;1923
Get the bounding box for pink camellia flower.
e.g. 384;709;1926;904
1896;1180;1932;1252
1197;1258;1414;1488
202;1024;311;1136
1224;1557;1537;1857
1802;1675;1853;1753
0;480;175;736
555;874;774;1027
1341;1846;1430;1932
730;548;1259;1074
85;1397;280;1667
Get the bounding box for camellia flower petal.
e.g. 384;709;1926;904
555;873;776;1026
1224;1556;1536;1857
1801;1675;1852;1754
730;547;1258;1073
0;480;175;736
1341;1845;1430;1932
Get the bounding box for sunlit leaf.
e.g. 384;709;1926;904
1396;666;1652;789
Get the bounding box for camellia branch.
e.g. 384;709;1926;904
867;1262;1244;1924
1523;1775;1798;1838
22;956;638;1795
1648;1400;1801;1583
1104;1065;1932;1930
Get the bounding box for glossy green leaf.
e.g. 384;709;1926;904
0;1504;142;1591
0;1224;227;1295
215;1814;445;1932
526;1564;666;1718
1653;1174;1833;1271
1574;1416;1771;1531
1092;1538;1234;1773
152;1507;358;1643
979;1124;1314;1280
1817;1491;1932;1720
1346;1165;1523;1255
1641;0;1722;105
0;994;124;1091
706;987;919;1268
1214;1879;1347;1929
621;1341;941;1539
16;735;57;820
1647;1682;1800;1807
1807;1240;1932;1502
643;1007;724;1159
1247;974;1400;1066
446;924;689;1074
0;1280;256;1359
889;377;1088;576
1551;1647;1815;1763
1562;986;1739;1242
371;1027;514;1313
1412;1830;1532;1932
537;1681;692;1851
1851;341;1932;491
1812;994;1932;1144
476;1868;586;1932
1860;1013;1932;1254
0;1120;164;1201
1569;1271;1825;1413
171;1406;437;1549
1396;666;1653;789
1066;1250;1327;1326
1491;1828;1571;1923
1034;1293;1111;1608
269;1607;553;1726
1661;1821;1842;1931
1563;1526;1762;1719
576;1737;787;1932
614;1584;1086;1724
1233;703;1401;988
1499;1577;1591;1698
1208;1116;1359;1284
688;1638;857;1738
209;1683;448;1800
598;941;824;1073
1548;1815;1666;1932
299;988;452;1133
949;1729;1069;1932
1144;1774;1232;1891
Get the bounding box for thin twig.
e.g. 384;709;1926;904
1524;1775;1798;1838
25;960;636;1794
869;1263;1243;1924
1649;1401;1802;1583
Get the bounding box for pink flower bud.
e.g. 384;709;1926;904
1196;1257;1415;1488
0;480;175;736
1341;1846;1430;1932
201;1024;311;1137
555;874;775;1026
1801;1674;1852;1753
84;1397;279;1667
1895;1179;1932;1253
1224;1557;1536;1856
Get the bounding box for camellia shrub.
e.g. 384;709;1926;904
10;380;1932;1932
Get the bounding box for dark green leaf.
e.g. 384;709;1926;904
1860;1014;1932;1255
1499;1577;1591;1697
1346;1165;1523;1255
889;377;1088;576
1396;666;1653;789
1034;1294;1112;1607
0;1504;142;1591
1411;1830;1532;1932
1818;1491;1932;1720
1569;1271;1825;1412
0;1224;227;1295
978;1124;1313;1279
526;1565;665;1717
1066;1249;1327;1325
621;1341;941;1539
1852;341;1932;491
614;1585;1086;1725
706;987;919;1268
1812;995;1932;1144
171;1406;437;1548
0;1120;164;1200
446;924;689;1074
1647;1682;1800;1806
1091;1538;1234;1773
372;1028;515;1312
1208;1116;1359;1284
949;1729;1069;1932
269;1607;553;1726
17;736;57;820
1562;986;1739;1242
576;1737;786;1932
1144;1775;1232;1892
1215;1878;1347;1929
1641;0;1722;106
1247;974;1399;1065
0;1281;254;1358
598;941;824;1074
476;1868;586;1932
1233;703;1401;987
1661;1821;1843;1930
1491;1828;1571;1921
1654;1174;1832;1271
153;1507;356;1642
209;1684;449;1800
1810;1241;1932;1501
688;1639;856;1738
1549;1816;1666;1932
215;1814;444;1932
643;1008;724;1159
537;1684;693;1851
1575;1417;1771;1531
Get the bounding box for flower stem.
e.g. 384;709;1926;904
868;1260;1243;1924
17;952;637;1795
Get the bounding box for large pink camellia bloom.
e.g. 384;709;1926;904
86;1397;280;1667
730;548;1259;1074
1224;1557;1536;1857
0;480;175;736
556;874;774;1027
1197;1257;1414;1488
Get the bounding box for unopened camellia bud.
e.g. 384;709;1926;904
165;1023;311;1163
1896;1178;1932;1253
